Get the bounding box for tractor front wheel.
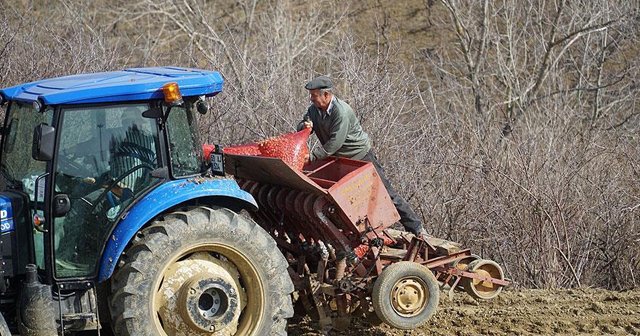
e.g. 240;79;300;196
109;206;293;335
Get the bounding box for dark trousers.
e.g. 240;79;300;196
361;149;424;234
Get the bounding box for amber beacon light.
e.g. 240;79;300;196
162;82;183;104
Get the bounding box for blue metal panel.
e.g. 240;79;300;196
0;67;223;105
97;177;257;282
0;196;15;233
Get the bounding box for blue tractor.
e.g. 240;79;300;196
0;67;293;335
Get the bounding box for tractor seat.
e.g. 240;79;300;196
109;127;157;194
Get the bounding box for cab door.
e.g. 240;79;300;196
51;104;161;278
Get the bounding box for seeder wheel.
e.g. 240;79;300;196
452;254;480;271
452;254;479;288
463;259;505;300
372;261;439;330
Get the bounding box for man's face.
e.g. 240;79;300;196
309;89;331;111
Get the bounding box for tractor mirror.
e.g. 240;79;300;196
142;106;164;119
32;123;55;161
53;194;71;217
196;99;208;114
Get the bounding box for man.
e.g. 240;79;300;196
298;75;428;237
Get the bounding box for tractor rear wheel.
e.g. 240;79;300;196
372;261;440;330
109;206;293;336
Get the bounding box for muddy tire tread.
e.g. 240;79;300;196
108;206;293;336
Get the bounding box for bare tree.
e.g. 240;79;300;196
108;0;351;145
421;0;640;289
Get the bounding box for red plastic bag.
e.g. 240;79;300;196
221;143;261;156
258;128;311;170
210;128;312;170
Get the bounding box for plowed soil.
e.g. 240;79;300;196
287;287;640;335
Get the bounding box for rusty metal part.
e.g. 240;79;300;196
435;266;510;287
227;153;511;332
333;294;352;331
403;237;432;263
311;158;400;232
444;253;482;297
309;278;333;334
453;254;481;271
299;274;367;332
230;155;399;238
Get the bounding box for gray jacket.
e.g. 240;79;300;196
298;97;371;161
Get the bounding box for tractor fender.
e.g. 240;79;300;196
98;177;257;282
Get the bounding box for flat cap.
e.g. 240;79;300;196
305;76;333;90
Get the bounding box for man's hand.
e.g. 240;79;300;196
82;177;96;184
302;115;313;129
303;119;313;129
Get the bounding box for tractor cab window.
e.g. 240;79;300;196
0;102;54;269
166;105;202;176
0;102;52;197
53;104;160;278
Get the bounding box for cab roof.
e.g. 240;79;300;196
0;67;223;105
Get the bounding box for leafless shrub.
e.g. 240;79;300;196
0;2;119;86
419;0;640;289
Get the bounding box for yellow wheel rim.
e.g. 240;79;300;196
390;277;428;317
152;243;265;335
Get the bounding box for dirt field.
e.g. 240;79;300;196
287;287;640;335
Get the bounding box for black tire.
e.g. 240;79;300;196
372;261;440;330
109;206;294;336
0;313;10;336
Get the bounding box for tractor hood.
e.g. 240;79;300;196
0;67;223;105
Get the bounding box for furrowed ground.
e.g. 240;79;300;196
288;287;640;335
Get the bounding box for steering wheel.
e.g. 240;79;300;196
89;163;153;216
57;154;96;178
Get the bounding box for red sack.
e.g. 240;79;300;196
206;128;311;170
203;144;215;161
221;143;261;156
258;128;311;170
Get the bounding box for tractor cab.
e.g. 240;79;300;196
0;73;209;281
0;67;235;333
